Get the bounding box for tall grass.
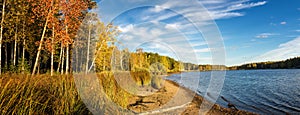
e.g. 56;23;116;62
0;74;90;114
0;72;133;114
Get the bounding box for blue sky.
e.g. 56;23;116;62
95;0;300;66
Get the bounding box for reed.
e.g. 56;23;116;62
0;72;132;114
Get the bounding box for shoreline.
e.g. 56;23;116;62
166;80;257;114
127;79;257;114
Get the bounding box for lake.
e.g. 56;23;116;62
166;69;300;114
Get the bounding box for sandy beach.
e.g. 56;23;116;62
127;80;257;115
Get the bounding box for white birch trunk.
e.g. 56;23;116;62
0;0;6;75
51;26;54;76
86;27;91;74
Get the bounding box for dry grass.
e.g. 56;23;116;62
0;72;133;114
0;74;90;114
130;71;151;86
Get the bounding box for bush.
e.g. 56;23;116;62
151;75;162;89
130;66;151;86
149;63;167;75
130;71;151;86
98;72;131;108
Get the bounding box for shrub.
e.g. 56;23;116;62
130;66;151;86
151;75;162;89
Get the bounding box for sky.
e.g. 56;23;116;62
94;0;300;66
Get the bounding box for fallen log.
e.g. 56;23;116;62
221;96;239;111
139;102;191;115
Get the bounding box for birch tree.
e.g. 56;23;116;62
30;0;54;76
0;0;6;75
60;0;88;74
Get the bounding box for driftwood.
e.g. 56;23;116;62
221;96;239;111
139;102;191;115
128;97;155;108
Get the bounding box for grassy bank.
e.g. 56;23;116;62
0;72;255;114
0;74;90;114
0;72;136;114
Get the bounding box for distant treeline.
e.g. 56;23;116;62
229;57;300;70
188;56;300;71
198;65;227;71
120;49;197;73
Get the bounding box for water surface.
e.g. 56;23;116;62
166;69;300;114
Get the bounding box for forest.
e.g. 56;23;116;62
0;0;100;76
229;57;300;70
0;0;203;76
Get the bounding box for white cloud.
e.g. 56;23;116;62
191;42;207;47
150;5;168;12
141;0;267;35
280;21;287;25
255;33;279;38
165;23;179;29
210;12;244;19
117;22;210;63
194;48;211;53
200;0;225;5
118;24;134;33
146;0;267;22
225;1;267;12
252;36;300;62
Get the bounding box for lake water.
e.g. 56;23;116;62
166;69;300;114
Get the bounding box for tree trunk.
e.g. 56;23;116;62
13;27;18;66
57;43;62;73
5;43;7;68
11;43;13;66
65;25;69;75
0;0;5;75
75;44;78;72
61;47;65;75
37;63;40;75
89;40;105;72
21;18;26;73
31;12;51;76
51;26;55;76
80;50;83;72
22;39;25;73
70;44;73;74
66;45;69;74
31;0;53;76
86;27;91;74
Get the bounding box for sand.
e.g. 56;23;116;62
126;80;257;115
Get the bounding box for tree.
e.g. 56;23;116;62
74;12;98;73
30;0;55;76
0;0;6;75
92;23;119;72
45;0;60;76
60;0;88;74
